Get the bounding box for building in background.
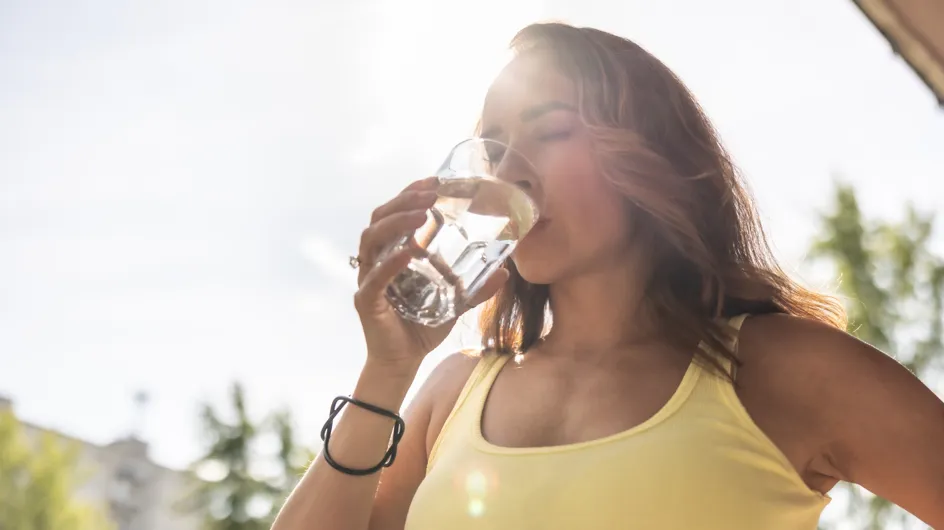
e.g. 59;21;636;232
853;0;944;106
0;396;202;530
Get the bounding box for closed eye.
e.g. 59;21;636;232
538;130;573;142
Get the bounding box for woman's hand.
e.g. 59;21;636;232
353;177;508;372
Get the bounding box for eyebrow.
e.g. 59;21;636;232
521;100;577;121
481;100;577;138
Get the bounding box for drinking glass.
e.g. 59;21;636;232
382;138;540;327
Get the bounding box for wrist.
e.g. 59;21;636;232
363;356;422;380
353;358;421;411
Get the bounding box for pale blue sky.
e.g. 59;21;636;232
1;0;941;524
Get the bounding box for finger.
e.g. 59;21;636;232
354;248;413;315
401;176;440;193
462;268;510;312
370;189;439;224
359;209;429;265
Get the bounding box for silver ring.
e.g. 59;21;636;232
349;255;361;269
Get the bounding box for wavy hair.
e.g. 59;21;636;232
478;23;846;378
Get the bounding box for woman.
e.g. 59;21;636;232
273;23;944;529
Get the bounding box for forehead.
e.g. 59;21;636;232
482;53;576;119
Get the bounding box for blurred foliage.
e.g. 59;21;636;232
810;183;943;530
0;410;113;530
182;383;314;530
269;408;318;493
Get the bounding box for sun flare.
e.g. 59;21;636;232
351;0;545;167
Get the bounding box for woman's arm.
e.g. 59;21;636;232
741;314;944;528
368;352;480;528
270;358;424;530
271;353;477;530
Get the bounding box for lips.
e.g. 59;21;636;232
529;218;550;234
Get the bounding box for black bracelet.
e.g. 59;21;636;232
319;396;406;476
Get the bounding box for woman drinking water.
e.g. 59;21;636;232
272;22;944;530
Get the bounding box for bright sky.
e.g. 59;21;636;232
1;0;941;525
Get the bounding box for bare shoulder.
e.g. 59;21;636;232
738;312;854;358
737;313;856;372
421;349;483;394
413;350;486;458
736;313;944;526
735;312;913;427
737;313;904;401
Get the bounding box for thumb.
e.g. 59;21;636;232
464;268;510;311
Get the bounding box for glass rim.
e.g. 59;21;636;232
442;137;540;178
437;137;541;220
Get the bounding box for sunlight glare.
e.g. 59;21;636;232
465;469;488;496
468;498;486;517
464;469;490;517
350;0;545;169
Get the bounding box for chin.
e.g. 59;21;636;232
510;244;558;285
511;220;568;284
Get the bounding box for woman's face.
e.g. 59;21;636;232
480;53;632;285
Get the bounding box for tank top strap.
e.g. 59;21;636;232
426;350;510;472
728;313;749;334
460;350;510;406
702;313;749;376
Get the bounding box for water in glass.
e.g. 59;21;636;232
384;139;539;326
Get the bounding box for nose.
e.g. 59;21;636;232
493;144;540;196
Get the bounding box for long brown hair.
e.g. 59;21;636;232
478;23;846;378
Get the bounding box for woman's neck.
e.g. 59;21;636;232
541;256;655;357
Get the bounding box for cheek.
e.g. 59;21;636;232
512;149;630;281
561;180;629;252
547;152;628;241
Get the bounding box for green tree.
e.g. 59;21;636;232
189;383;278;530
810;183;943;530
186;384;314;530
0;410;113;530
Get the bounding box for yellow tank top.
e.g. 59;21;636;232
405;316;830;529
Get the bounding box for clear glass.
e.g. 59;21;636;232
383;138;540;327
